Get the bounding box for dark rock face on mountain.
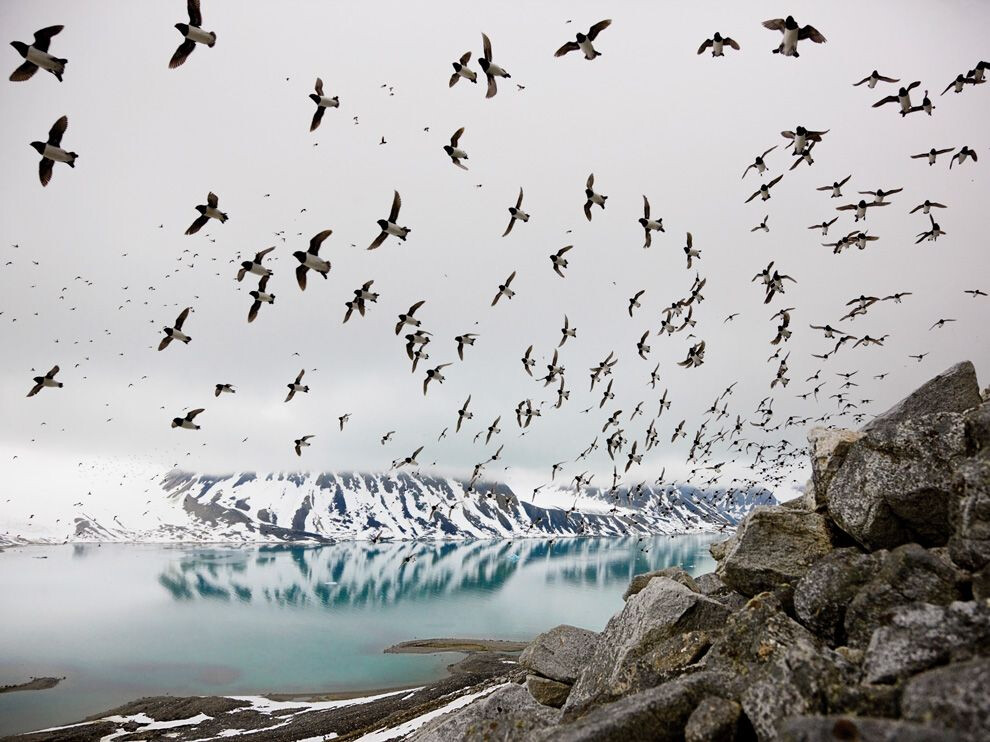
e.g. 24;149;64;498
414;361;990;742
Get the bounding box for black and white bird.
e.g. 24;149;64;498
293;230;333;289
368;191;410;249
628;290;645;317
683;233;701;269
214;383;235;397
941;73;976;95
247;275;274;322
395;300;426;335
873;81;922;115
583;173;607;220
502;188;529;236
456;396;473;432
816;175;851;198
455;333;477;360
697;32;740;57
308;78;339;131
443;127;468;169
158;307;192;351
559;315;576;347
171;408;205;430
26;365;61;397
479;33;511;99
555;20;612;60
781;126;828;154
745;174;783;203
550;246;572;277
911;147;955;166
741;146;777;179
449;51;477;87
169;0;216;69
762;15;826;57
491;271;517;305
10;25;66;82
949;146;978;169
294;435;314;457
284;369;309;402
423;364;451;395
185;192;227;235
30;115;76;187
236;246;275;282
836;199;888;222
852;70;899;88
638;196;664;247
915;215;947;244
751;215;770;233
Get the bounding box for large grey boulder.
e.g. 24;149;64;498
826;411;971;550
779;716;956;742
862;600;990;683
948;454;990;571
623;566;699;601
704;593;853;741
794;548;883;645
901;657;990;742
844;543;966;647
807;427;863;500
408;683;559;741
527;674;572;708
541;672;730;742
861;360;981;433
685;695;743;742
564;578;731;716
519;625;599;685
716;507;834;597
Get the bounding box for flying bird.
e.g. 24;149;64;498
293;230;333;289
294;435;315;457
638;196;664;246
368;191;410;249
26;365;62;397
158;307;192;351
308;78;339;131
31;115;76;187
555;19;612;60
169;0;216;69
443;127;469;169
852;70;899;88
583;173;607;220
171;408;205;430
10;25;66;81
502;188;529;236
284;369;309;402
762;15;826;57
185;192;227;235
479;33;511;98
491;271;517;305
697;32;740;57
449;51;477;87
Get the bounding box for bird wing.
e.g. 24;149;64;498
555;41;580;57
315;77;324;96
482;32;493;61
310;106;325;132
27;381;43;397
697;39;714;54
838;175;851;186
256;246;275;261
295;369;305;384
187;0;203;26
586;173;595;189
506;270;516;286
583;200;593;221
450;126;464;147
9;61;39;81
725;37;740;50
309;229;332;254
48;116;68;147
207;191;219;208
174;306;190;329
368;231;387;250
767;174;783;188
762;18;786;31
485;72;498;98
515;187;524;209
877;75;899;83
186;408;205;420
388;190;402;221
32;25;64;52
157;336;172;351
460;51;472;64
587;19;612;40
185;215;208;235
642;194;650;218
247;300;261;323
38;158;54;187
169;39;196;69
798;25;826;43
295;265;308;290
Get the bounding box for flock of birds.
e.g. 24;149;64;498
7;3;989;538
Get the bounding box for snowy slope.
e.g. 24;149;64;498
1;468;774;545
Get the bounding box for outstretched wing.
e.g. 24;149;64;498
33;25;64;53
388;190;402;221
48;115;68;147
10;61;39;81
174;306;190;329
295;265;308;290
555;41;580;57
187;0;203;26
309;229;332;254
39;158;54;187
697;38;713;55
587;19;611;40
169;39;196;69
185;215;208;235
762;18;786;32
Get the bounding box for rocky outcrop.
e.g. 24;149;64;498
519;625;599;686
428;361;989;742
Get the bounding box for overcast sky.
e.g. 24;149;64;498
1;0;988;498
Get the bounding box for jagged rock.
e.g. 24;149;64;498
624;567;699;600
716;507;834;597
844;543;966;647
779;716;955;742
409;683;559;741
861;360;982;433
710;536;734;561
685;695;743;742
948;455;990;571
826;682;900;719
965;401;990;448
694;572;724;594
826;411;971;550
543;672;731;742
704;593;853;741
694;572;748;611
564;578;731;716
527;675;572;708
808;428;864;499
519;625;599;685
973;564;990;601
862;600;990;683
901;657;990;742
794;548;883;645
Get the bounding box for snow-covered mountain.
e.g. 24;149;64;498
2;469;775;546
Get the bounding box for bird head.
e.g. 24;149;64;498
292;250;306;263
29;141;45;155
10;41;28;55
174;23;188;34
376;219;388;230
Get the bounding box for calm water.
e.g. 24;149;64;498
0;534;717;735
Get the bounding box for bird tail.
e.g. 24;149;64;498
219;211;228;222
56;382;64;388
67;152;78;166
208;32;217;47
181;336;191;343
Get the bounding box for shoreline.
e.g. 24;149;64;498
0;678;61;695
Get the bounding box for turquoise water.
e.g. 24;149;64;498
0;534;718;735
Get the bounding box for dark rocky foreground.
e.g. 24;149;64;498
406;361;990;741
7;361;989;741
